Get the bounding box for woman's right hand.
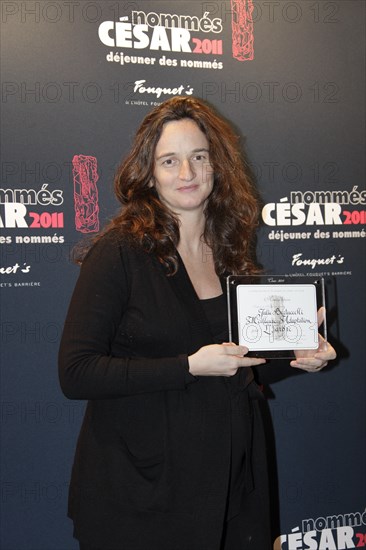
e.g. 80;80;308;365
188;343;266;377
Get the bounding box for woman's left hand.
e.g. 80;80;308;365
290;307;337;373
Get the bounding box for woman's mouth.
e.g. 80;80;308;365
177;184;199;192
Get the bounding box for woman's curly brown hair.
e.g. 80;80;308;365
94;96;260;275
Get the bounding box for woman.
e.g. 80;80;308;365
59;97;336;550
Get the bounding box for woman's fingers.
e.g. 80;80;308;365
291;339;336;372
290;357;328;372
317;306;325;328
188;343;266;376
292;307;336;371
222;343;266;367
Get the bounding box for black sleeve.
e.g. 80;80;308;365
58;234;197;400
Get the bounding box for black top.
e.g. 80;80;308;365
58;230;269;550
201;294;254;520
200;293;228;343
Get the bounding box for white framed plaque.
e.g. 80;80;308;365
227;275;327;359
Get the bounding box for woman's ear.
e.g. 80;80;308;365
148;178;155;188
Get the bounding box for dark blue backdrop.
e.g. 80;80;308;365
1;1;365;548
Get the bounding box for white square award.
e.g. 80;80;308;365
227;275;327;359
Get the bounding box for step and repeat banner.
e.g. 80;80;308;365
1;1;365;548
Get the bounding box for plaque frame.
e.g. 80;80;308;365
226;275;327;359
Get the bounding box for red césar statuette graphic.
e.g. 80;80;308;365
231;0;254;61
72;154;100;233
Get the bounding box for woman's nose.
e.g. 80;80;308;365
179;159;195;181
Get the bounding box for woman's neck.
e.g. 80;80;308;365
177;211;207;255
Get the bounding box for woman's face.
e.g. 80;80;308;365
152;119;214;217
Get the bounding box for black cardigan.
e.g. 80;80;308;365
59;230;268;550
